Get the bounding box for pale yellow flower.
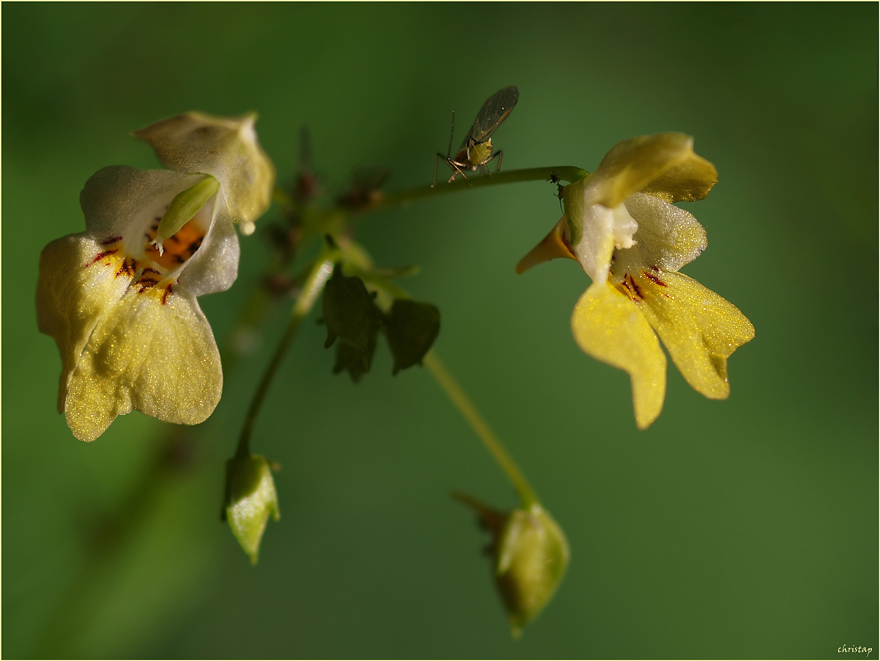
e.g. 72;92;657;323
37;113;275;441
518;133;754;429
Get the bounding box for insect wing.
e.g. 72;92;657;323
461;86;519;148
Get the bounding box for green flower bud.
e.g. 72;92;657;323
455;493;570;637
224;454;280;565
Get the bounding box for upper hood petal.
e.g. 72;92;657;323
132;112;276;228
584;133;717;209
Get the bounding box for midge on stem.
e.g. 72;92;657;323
433;86;519;187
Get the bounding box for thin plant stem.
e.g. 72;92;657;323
357;166;589;216
423;352;540;508
235;252;337;457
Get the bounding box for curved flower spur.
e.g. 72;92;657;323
517;133;754;429
37;112;275;442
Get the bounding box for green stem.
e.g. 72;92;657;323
235;251;337;457
423;352;539;508
357;166;589;216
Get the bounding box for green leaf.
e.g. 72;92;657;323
385;299;441;375
333;328;378;383
322;268;384;381
321;268;384;353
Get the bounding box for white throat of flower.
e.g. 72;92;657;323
99;195;214;303
570;181;639;284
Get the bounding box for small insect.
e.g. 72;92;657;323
549;171;565;210
433;86;519;186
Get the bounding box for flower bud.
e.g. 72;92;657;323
455;494;569;637
224;454;280;564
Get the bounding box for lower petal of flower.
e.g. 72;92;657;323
63;286;223;442
633;270;755;400
37;233;133;412
571;282;667;429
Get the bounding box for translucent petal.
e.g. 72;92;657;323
132;112;276;226
585;133;717;209
64;287;222;442
614;192;708;276
177;202;240;297
80;166;203;241
570;202;616;284
571;282;667;429
635;271;754;400
37;233;132;412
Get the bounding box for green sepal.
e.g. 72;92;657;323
384;299;441;375
223;454;280;565
155;175;220;246
455;493;569;638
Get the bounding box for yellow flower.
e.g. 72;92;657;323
37;113;275;442
517;133;754;429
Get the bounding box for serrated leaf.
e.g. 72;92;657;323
385;299;441;375
321;268;384;354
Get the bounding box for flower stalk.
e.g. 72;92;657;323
423;352;539;508
356;166;589;216
235;248;337;457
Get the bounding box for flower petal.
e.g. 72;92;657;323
80;166;204;242
176;203;240;297
63;287;222;442
132;112;276;227
585;133;717;209
614;192;708;275
37;233;132;412
635;271;754;400
563;180;617;283
571;282;666;429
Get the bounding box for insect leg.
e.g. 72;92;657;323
433;152;445;188
491;149;504;172
446;159;472;186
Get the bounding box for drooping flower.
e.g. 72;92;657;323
517;133;754;429
37;113;275;442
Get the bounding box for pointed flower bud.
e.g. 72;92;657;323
455;493;569;637
224;454;280;565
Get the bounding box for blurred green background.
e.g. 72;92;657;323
3;3;877;659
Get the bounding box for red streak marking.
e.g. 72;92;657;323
101;236;123;245
629;276;644;300
90;249;119;265
161;286;173;305
644;271;667;287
